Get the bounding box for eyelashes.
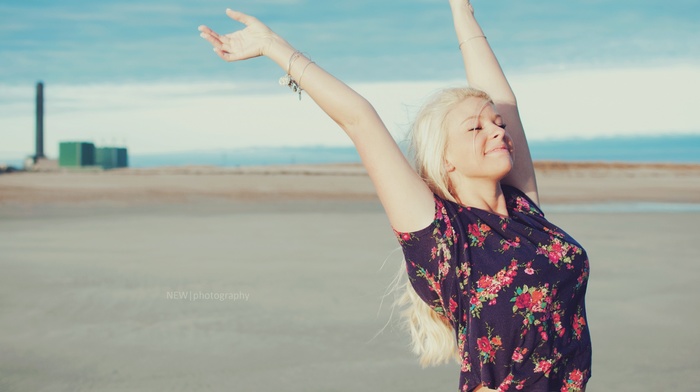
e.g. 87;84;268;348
467;123;507;132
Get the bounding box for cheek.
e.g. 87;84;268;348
450;136;476;159
504;134;515;154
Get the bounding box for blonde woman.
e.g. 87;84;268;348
199;1;591;391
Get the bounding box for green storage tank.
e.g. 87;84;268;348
59;142;96;167
95;147;129;169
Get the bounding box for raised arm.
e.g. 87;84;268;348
198;10;435;232
449;0;539;204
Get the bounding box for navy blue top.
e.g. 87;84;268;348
393;185;592;392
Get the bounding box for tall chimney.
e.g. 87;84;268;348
35;81;45;160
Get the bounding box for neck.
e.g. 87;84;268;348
449;176;509;218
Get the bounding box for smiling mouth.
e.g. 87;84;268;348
486;145;509;154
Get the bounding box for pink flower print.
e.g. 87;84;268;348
478;275;493;289
573;314;586;340
548;251;560;264
497;374;525;392
525;267;535;275
467;222;491;247
449;297;458;314
393;229;413;244
439;260;450;277
477;336;491;353
550;241;563;254
468;224;479;237
569;369;583;382
435;201;444;219
538;236;583;267
516;196;530;212
477;332;502;364
470;262;522;318
497;374;514;392
534;359;553;375
553;312;565;337
515;292;531;309
461;355;472;372
511;351;524;362
576;259;590;290
511;347;528;363
561;369;586;392
499;237;521;253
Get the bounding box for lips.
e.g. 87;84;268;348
486;144;509;154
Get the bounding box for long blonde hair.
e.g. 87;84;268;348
395;87;492;367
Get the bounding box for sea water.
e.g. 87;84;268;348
127;134;700;168
1;134;698;169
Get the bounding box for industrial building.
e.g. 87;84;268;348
25;81;129;171
59;142;128;169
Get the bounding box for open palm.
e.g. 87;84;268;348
198;9;275;62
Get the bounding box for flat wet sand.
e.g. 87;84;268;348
1;162;699;391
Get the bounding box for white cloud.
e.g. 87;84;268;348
511;64;699;139
1;64;698;161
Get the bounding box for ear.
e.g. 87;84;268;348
444;159;456;173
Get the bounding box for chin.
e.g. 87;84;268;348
494;160;514;181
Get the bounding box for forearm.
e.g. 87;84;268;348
450;1;515;103
265;35;381;139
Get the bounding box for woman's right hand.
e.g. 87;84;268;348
198;9;278;63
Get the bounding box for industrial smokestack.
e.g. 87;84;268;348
35;81;45;160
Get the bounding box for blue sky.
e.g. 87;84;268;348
1;0;699;159
2;0;698;84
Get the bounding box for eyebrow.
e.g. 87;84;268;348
461;114;503;125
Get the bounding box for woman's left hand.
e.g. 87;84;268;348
198;9;277;63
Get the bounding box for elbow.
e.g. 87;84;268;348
336;98;380;137
491;93;517;107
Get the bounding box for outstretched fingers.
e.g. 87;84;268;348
200;9;270;62
199;26;236;60
199;26;223;46
225;9;258;26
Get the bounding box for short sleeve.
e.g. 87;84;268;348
393;195;458;317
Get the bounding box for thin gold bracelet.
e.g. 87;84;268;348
458;35;486;50
298;60;315;89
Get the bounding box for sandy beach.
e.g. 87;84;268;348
1;162;699;391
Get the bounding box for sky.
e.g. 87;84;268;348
0;0;699;160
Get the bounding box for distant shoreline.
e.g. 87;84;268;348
3;133;700;170
1;161;699;206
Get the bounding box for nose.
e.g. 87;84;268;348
487;123;505;140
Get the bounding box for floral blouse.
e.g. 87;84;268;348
394;185;592;392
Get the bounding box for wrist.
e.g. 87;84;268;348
265;34;295;64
